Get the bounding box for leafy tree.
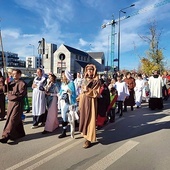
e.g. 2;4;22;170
139;20;164;75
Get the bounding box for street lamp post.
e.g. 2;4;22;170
117;4;135;71
29;44;35;56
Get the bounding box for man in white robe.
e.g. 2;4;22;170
134;74;145;108
148;70;164;110
115;75;129;117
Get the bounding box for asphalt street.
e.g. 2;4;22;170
0;100;170;170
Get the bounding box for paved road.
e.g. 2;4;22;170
1;100;170;170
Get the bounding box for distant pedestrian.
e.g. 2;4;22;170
115;75;129;117
74;72;83;97
123;72;136;112
134;73;145;108
106;87;118;123
148;70;164;110
7;68;14;83
108;78;116;91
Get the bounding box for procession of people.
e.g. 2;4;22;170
0;66;168;148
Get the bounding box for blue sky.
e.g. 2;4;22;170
0;0;170;70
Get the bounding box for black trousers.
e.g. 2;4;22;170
108;108;115;122
33;111;47;126
117;101;123;114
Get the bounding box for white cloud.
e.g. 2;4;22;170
2;29;20;39
78;38;88;46
1;0;170;70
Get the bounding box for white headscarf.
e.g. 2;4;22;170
65;70;72;81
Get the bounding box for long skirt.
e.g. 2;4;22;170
149;98;163;110
44;96;59;132
124;90;135;106
96;115;107;126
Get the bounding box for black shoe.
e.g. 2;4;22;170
137;106;139;108
109;119;115;123
119;113;123;118
0;136;9;143
58;133;66;138
58;130;66;138
96;126;102;130
26;109;30;113
42;130;50;134
131;106;134;111
39;122;45;127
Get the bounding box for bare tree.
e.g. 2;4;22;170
139;20;164;75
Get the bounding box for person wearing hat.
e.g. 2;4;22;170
77;64;100;148
58;70;76;138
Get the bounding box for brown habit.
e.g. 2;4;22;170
78;64;100;142
2;79;27;140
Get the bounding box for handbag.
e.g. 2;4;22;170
61;93;70;104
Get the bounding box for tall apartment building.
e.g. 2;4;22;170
26;56;41;69
0;51;26;69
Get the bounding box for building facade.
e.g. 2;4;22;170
26;56;41;69
43;44;105;78
88;52;105;72
0;51;26;68
42;43;57;74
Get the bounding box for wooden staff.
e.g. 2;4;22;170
0;27;9;92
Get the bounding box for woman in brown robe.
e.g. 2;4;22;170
0;69;27;143
78;64;100;148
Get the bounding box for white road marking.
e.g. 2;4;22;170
5;115;129;170
6;137;82;170
156;115;170;123
24;139;83;170
147;115;170;124
86;140;139;170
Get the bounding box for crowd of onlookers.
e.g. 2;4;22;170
0;66;169;148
